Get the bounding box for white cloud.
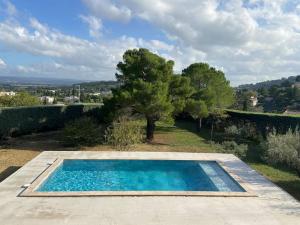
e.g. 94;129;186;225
0;17;185;80
79;0;300;85
82;0;131;22
3;0;17;16
29;18;48;34
79;15;103;38
1;1;300;85
0;58;6;68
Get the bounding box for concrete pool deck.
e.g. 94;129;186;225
0;151;299;225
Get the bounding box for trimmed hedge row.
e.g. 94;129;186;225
0;104;102;138
225;110;300;136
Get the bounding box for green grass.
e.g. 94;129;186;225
155;121;214;150
155;120;300;201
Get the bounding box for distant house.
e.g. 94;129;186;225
64;96;79;103
100;90;112;96
284;109;300;115
0;91;16;97
40;96;55;104
292;82;300;88
48;90;56;94
90;92;101;96
249;96;258;106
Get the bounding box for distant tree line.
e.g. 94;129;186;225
233;75;300;113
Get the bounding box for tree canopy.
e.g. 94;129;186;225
0;92;40;107
114;48;174;140
182;63;234;129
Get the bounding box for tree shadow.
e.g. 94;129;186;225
0;166;21;182
174;120;212;142
0;131;76;151
275;180;300;202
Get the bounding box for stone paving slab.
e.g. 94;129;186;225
0;151;299;225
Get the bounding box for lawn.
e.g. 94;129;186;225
0;120;299;201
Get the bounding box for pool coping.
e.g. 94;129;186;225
20;156;256;197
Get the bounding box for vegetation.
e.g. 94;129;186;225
108;49;234;141
215;141;248;159
234;75;300;113
182;63;234;130
62;117;103;146
0;104;102;139
264;128;300;176
111;48;194;141
226;109;300;137
105;117;144;150
0;92;40;107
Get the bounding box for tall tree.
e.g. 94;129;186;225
169;75;194;115
114;48;174;141
182;63;234;130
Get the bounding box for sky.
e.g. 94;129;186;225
0;0;300;86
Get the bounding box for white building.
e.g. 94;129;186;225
40;96;55;104
249;96;258;106
0;91;16;97
101;90;112;96
64;96;79;104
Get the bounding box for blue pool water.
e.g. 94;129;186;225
37;160;245;192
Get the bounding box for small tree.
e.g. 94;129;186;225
185;99;208;131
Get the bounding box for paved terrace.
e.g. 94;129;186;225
0;151;299;225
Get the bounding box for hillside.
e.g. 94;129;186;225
238;75;299;90
0;76;88;86
75;80;119;92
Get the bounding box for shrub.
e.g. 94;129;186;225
215;141;248;159
224;125;241;136
265;128;300;175
105;117;144;150
62;117;103;147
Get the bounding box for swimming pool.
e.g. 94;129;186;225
23;159;247;195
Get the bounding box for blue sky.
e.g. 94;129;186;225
0;0;300;85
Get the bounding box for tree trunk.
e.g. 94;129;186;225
210;122;214;143
196;117;202;132
146;118;155;141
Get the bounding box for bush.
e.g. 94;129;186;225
105;117;144;150
215;141;248;159
62;117;103;147
265;128;300;175
224;125;241;136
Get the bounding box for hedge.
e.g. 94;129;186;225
0;104;102;138
225;109;300;136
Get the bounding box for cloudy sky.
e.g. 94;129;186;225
0;0;300;86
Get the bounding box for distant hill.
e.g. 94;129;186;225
237;75;300;90
75;80;119;92
0;76;89;86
